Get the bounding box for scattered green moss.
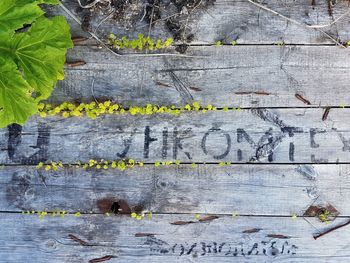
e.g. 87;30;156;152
275;41;285;46
215;40;223;46
36;159;235;172
107;33;173;51
319;210;330;224
38;101;241;119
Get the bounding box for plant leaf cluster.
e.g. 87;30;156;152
0;0;73;127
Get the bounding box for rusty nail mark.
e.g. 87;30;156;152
135;233;156;237
156;81;172;87
295;94;311;105
65;61;86;67
170;221;196;225
266;234;290;239
314;219;350;240
68;234;89;246
242;228;262;233
322;107;331;121
199;215;219;222
72;36;88;44
89;255;114;263
188;86;202;92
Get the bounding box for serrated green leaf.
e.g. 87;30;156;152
12;16;73;99
0;1;72;128
0;57;38;125
0;0;43;33
0;0;60;33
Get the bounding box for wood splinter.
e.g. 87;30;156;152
89;255;115;263
155;81;172;87
68;234;89;246
313;219;350;240
199;215;219;222
235;91;270;95
295;94;311;105
71;36;88;44
322;107;331;121
135;233;156;237
65;61;86;67
170;220;196;225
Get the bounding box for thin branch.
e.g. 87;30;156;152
310;9;350;28
313;218;350;240
77;0;104;9
246;0;347;47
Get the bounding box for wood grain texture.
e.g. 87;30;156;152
2;164;350;216
51;0;350;45
0;213;349;262
47;45;350;108
2;1;350;262
1;108;350;164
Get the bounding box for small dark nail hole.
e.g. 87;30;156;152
111;202;120;214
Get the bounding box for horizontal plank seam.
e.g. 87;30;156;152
3;162;350;166
3;210;350;218
72;42;343;48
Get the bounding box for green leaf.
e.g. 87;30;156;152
0;0;58;33
12;16;73;99
0;2;72;128
0;57;38;125
0;0;59;32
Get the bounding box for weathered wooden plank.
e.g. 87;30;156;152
49;45;350;107
1;108;350;164
51;0;350;45
1;164;350;217
0;213;349;262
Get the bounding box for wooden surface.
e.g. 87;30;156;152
53;45;350;108
3;108;350;164
2;0;350;262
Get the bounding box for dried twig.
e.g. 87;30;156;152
65;61;86;67
246;0;348;47
89;255;114;263
77;0;104;9
295;94;311;105
68;234;90;246
135;233;156;237
199;215;219;222
322;107;331;121
313;219;350;240
170;220;196;225
72;36;88;44
266;234;290;239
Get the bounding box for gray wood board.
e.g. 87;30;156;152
1;108;350;164
49;45;350;108
0;213;349;262
51;0;350;44
1;164;350;216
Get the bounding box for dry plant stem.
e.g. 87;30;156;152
182;0;203;40
94;11;114;35
313;219;350;240
77;0;104;9
59;3;205;58
246;0;347;47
